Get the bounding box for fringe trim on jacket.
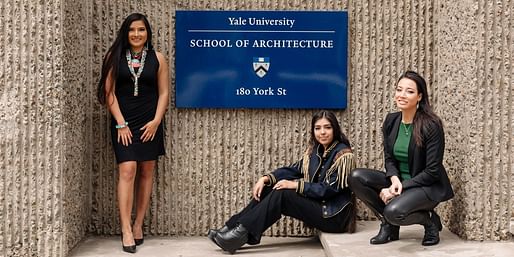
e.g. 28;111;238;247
326;151;356;188
301;147;355;189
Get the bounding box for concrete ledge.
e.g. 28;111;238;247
69;236;324;257
321;221;514;257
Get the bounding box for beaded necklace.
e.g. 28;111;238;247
130;49;142;67
125;47;148;96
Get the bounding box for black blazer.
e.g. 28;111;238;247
383;112;454;202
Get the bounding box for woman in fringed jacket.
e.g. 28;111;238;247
208;110;356;254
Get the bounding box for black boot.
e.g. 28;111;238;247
208;225;259;247
213;224;248;254
422;211;442;246
370;221;400;244
207;225;229;241
246;235;260;245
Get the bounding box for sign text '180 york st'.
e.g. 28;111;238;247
236;87;287;96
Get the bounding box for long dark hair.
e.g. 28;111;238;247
97;13;154;105
398;71;443;146
309;110;351;149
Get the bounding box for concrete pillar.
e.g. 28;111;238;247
433;0;513;240
0;0;75;256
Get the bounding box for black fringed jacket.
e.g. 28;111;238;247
266;141;355;218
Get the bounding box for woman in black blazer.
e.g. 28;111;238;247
348;71;454;246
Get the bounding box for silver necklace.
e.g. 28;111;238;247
125;47;148;96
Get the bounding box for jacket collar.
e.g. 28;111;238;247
316;140;339;158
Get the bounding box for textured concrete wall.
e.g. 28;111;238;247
63;0;93;253
434;0;513;240
0;0;70;256
0;0;512;256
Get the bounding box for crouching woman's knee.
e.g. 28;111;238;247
383;202;407;226
348;168;370;189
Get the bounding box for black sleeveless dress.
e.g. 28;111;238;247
111;49;165;163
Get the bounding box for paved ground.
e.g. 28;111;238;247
69;221;514;257
68;235;324;257
321;221;514;257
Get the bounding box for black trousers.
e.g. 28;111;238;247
225;186;352;242
348;168;438;226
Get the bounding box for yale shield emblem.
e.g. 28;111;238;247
253;57;270;78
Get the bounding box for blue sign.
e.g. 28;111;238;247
175;10;348;109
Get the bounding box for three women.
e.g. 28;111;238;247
98;15;452;252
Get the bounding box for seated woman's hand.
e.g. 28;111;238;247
252;176;268;201
273;180;297;191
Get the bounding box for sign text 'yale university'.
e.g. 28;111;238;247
175;11;348;109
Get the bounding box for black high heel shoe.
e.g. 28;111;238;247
134;237;144;246
121;234;136;253
133;226;144;246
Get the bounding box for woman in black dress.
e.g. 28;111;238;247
97;13;169;253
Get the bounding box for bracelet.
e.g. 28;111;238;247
115;121;128;129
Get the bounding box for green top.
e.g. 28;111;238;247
393;122;413;181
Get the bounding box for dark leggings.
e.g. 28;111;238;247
348;168;438;226
224;186;352;242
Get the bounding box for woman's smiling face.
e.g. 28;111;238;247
314;117;334;149
128;20;147;50
395;78;422;111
